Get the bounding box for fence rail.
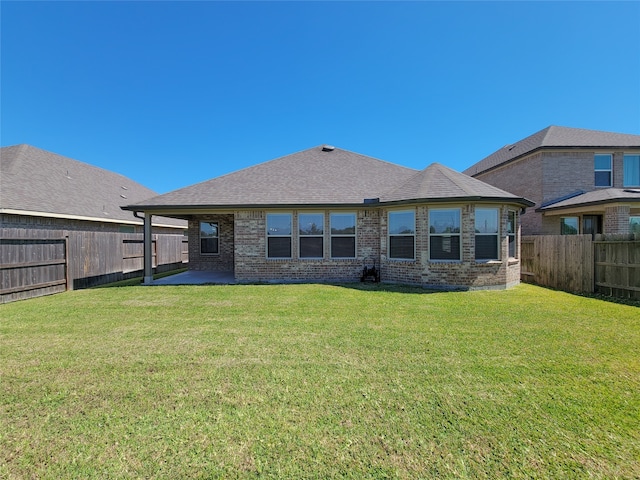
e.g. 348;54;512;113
1;231;187;303
521;234;640;300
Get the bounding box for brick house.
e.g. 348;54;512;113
124;146;533;290
463;126;640;236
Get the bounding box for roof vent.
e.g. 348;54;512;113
322;145;335;152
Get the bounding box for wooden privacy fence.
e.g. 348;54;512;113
521;234;640;300
1;231;188;303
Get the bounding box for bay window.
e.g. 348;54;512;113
475;208;499;261
388;210;415;260
429;208;461;261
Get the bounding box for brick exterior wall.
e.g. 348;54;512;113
604;205;631;234
188;215;234;271
187;204;522;290
474;149;638;235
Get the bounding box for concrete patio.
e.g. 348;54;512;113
147;270;235;285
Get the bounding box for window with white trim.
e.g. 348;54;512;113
200;221;219;255
330;213;356;258
266;213;292;258
429;208;461;261
507;210;517;258
388;210;415;260
299;213;324;258
594;154;612;187
623;154;640;187
475;208;499;261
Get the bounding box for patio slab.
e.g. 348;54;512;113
148;270;235;285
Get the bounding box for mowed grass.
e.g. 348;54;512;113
1;283;638;479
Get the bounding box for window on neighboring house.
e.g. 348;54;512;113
299;213;324;258
200;221;219;255
267;213;292;258
560;217;579;235
429;208;461;261
475;208;499;261
388;210;415;260
594;154;612;187
330;213;356;258
630;217;640;234
507;210;517;258
119;225;135;234
623;154;640;187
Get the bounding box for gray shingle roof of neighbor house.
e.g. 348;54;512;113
463;126;640;177
123;145;534;212
0;144;185;228
537;188;640;212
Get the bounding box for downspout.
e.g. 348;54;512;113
134;211;154;285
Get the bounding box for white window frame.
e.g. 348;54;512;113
299;212;324;259
388;210;416;260
266;213;292;259
200;221;219;255
330;212;356;259
429;208;461;261
594;154;613;187
623;154;640;187
475;207;500;261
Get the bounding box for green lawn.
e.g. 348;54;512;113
1;283;638;479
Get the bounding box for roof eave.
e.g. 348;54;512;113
537;197;640;213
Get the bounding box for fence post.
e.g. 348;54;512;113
143;214;154;284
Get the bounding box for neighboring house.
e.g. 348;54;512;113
463;126;640;236
123;146;533;290
1;144;186;299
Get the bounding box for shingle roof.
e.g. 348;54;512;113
0;144;184;227
125;146;533;211
464;126;640;177
381;163;532;205
126;146;419;209
537;188;640;212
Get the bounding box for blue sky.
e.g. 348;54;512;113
2;1;639;194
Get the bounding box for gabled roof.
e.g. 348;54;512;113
125;146;419;209
537;188;640;212
0;144;184;227
381;163;533;205
124;146;533;212
464;126;640;177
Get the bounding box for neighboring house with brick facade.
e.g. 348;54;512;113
124;146;533;290
463;126;640;236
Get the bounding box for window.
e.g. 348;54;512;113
388;210;415;260
200;221;219;255
119;225;135;234
594;154;612;187
630;217;640;234
299;213;324;258
475;208;499;261
560;217;579;235
266;213;292;258
330;213;356;258
624;154;640;187
429;208;461;261
507;211;517;258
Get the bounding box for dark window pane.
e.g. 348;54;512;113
300;237;323;258
430;236;460;260
268;237;291;258
201;238;219;254
389;236;415;259
331;237;355;258
475;235;498;260
595;171;611;187
508;235;516;258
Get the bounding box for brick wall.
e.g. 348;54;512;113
188;214;234;271
604;205;630;234
188;204;521;290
